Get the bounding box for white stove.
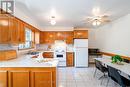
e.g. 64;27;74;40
54;40;66;67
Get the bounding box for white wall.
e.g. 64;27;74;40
88;29;98;48
94;14;130;57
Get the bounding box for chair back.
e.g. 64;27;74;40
107;66;125;87
95;60;107;73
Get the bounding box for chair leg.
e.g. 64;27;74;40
93;68;97;77
106;78;110;87
98;75;104;80
100;77;104;85
101;73;108;85
99;73;105;80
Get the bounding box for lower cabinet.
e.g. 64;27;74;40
66;52;74;67
0;68;56;87
31;71;52;87
0;71;8;87
8;71;30;87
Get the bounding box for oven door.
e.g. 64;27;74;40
57;54;63;58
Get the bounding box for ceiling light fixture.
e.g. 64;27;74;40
50;16;56;25
92;19;101;26
50;20;56;25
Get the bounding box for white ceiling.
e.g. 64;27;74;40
15;0;130;29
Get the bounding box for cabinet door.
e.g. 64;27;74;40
74;30;88;39
55;32;66;40
8;71;30;87
66;31;74;44
40;32;46;44
18;20;25;43
0;71;8;87
47;32;55;44
40;32;55;44
9;17;18;44
31;71;52;87
67;52;74;66
0;15;10;44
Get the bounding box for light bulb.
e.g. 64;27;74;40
50;20;56;25
92;21;97;26
92;20;101;26
96;21;101;25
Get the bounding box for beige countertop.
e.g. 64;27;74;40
0;55;59;68
37;50;74;53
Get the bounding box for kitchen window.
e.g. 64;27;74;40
19;28;32;49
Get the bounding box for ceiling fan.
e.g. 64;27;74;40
85;15;111;26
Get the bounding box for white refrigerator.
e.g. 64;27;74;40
74;39;88;67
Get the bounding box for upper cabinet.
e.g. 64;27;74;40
74;30;88;39
0;13;41;44
9;17;19;43
0;14;25;44
40;32;55;44
65;31;74;44
55;32;66;40
17;20;25;43
0;15;10;44
40;31;74;44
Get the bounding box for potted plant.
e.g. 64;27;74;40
111;55;123;65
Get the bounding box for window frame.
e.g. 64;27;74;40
18;27;33;50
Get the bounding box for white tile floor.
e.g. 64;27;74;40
57;65;120;87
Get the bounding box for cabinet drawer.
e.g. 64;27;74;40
42;52;54;58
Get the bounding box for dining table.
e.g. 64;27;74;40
94;57;130;78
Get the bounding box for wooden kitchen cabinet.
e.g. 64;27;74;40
31;71;52;87
55;32;66;40
8;71;30;87
17;20;25;43
9;17;25;44
0;50;17;61
47;32;55;44
74;30;88;39
0;68;56;87
66;52;74;67
40;31;44;44
40;31;74;44
0;14;25;44
9;17;19;44
43;52;54;58
40;32;55;44
65;31;74;44
0;71;8;87
0;15;10;44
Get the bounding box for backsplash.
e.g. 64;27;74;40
36;44;74;51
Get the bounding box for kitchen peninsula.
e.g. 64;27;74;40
0;55;59;87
